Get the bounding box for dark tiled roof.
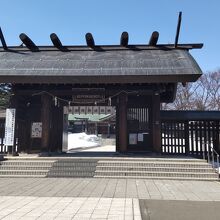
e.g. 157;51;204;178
0;46;202;84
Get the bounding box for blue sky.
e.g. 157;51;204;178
0;0;219;72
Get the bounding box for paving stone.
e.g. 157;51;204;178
91;213;108;218
107;215;124;220
0;177;220;219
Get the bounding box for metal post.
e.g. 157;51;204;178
202;140;205;160
212;149;215;168
217;155;219;178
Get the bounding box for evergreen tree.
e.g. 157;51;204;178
0;84;12;109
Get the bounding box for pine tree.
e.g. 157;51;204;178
0;84;12;109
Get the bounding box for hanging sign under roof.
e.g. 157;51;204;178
72;88;105;104
63;106;115;115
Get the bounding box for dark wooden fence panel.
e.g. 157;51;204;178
161;121;186;154
162;120;220;155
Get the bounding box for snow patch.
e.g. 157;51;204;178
67;132;101;152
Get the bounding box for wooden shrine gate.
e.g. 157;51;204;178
1;109;220;155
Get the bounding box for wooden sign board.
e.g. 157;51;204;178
31;122;42;138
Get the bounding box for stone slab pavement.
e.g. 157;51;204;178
0;178;219;219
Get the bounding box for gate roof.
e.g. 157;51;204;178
0;45;202;84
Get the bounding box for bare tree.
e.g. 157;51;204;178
208;70;220;110
0;83;12;109
162;83;196;110
193;74;211;110
161;70;220;110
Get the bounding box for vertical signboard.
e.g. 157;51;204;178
129;133;137;145
31;122;42;138
4;108;16;146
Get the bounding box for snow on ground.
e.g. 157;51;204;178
67;132;115;152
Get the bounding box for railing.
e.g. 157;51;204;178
204;141;220;178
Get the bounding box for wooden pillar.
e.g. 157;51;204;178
41;94;51;152
118;93;127;152
51;104;63;152
152;93;161;153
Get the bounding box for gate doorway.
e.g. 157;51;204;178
62;106;116;153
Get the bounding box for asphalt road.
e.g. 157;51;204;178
139;199;220;220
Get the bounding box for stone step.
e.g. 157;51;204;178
0;174;46;178
94;176;218;181
96;162;211;168
49;167;96;171
94;170;218;179
52;162;98;167
0;165;52;170
0;161;55;166
4;157;98;162
95;158;207;163
0;170;48;176
95;166;215;173
47;171;94;178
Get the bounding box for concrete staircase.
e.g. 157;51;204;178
93;158;219;181
47;159;98;178
0;159;55;177
0;157;219;180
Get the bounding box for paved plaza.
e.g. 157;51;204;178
0;178;220;219
0;178;220;200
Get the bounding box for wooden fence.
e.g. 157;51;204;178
161;120;220;155
1;110;220;155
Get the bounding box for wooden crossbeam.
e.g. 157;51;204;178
0;27;8;50
85;33;95;48
50;33;63;49
19;33;39;51
149;31;159;46
120;32;129;46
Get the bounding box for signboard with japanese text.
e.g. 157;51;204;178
63;106;115;115
4;108;16;146
138;133;144;142
129;133;137;145
31;122;42;138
